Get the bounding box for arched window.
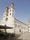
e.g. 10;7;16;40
19;29;21;32
10;13;11;15
6;18;8;21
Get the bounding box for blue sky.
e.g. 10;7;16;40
0;0;30;23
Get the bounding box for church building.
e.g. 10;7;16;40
0;3;29;34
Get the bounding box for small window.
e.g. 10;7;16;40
10;13;11;15
6;18;8;21
19;29;21;32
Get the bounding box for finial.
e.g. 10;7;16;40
4;7;8;16
5;7;8;12
10;2;14;9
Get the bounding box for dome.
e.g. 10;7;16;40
10;3;14;8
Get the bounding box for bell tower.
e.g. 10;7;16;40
3;7;8;22
6;3;15;27
8;3;15;17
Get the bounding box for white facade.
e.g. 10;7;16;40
14;18;28;33
0;3;29;34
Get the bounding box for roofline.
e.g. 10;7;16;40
15;18;28;26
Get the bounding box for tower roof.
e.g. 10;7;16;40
4;7;8;16
5;7;8;11
10;3;14;9
10;2;14;6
